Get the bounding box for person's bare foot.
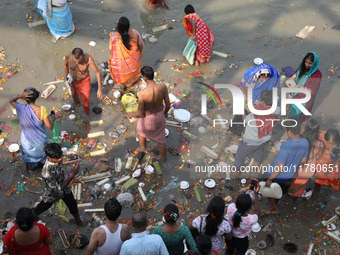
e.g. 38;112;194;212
264;209;279;215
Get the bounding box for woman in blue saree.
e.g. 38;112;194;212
35;0;75;40
239;63;281;105
9;88;55;171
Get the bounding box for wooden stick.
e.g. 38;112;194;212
77;183;82;200
77;203;93;207
322;215;338;226
84;208;105;212
28;20;46;28
96;178;110;186
325;231;340;243
159;59;177;62
138;187;147;202
82;172;111;182
43;80;65;86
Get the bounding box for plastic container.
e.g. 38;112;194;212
51;121;59;142
259;181;282;199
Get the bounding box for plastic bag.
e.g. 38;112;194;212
121;93;138;113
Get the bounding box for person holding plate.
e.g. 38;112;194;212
288;52;322;122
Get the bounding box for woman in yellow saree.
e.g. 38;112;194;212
109;16;143;88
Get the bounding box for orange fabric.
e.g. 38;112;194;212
183;13;215;63
289;140;324;197
314;130;340;191
109;31;142;88
148;0;166;8
72;76;91;115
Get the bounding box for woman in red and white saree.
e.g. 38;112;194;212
183;4;215;66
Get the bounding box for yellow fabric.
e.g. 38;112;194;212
40;106;48;121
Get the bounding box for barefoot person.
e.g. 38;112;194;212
33;143;83;226
64;48;103;115
128;66;170;162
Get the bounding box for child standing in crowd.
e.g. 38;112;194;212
33;143;83;226
226;185;260;255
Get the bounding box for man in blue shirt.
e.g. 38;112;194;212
265;123;308;214
119;212;169;255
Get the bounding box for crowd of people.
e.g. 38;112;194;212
2;1;339;255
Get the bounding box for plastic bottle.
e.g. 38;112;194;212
51;121;59;142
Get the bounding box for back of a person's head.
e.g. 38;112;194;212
141;66;154;80
205;196;225;237
116;16;131;50
233;194;252;228
24;87;39;104
163;204;179;224
15;208;35;232
104;198;122;221
325;129;340;143
286;122;301;136
260;90;273;106
196;234;212;255
132;211;148;229
72;48;84;59
302;119;320;145
45;143;63;159
184;4;195;14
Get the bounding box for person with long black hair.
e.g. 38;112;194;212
189;196;232;253
3;207;53;254
226;185;260;255
109;16;143;88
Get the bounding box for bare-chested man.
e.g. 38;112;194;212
128;66;170;162
64;48;103;115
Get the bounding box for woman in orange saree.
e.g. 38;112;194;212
109;16;143;88
314;129;340;191
183;4;215;66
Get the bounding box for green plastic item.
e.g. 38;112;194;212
11;119;20;125
153;161;162;175
194;186;202;202
51;121;59;142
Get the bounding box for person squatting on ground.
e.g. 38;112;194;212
85;198;131;255
64;48;103;115
128;66;170;162
10;88;56;172
33;143;83;226
226;185;260;255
